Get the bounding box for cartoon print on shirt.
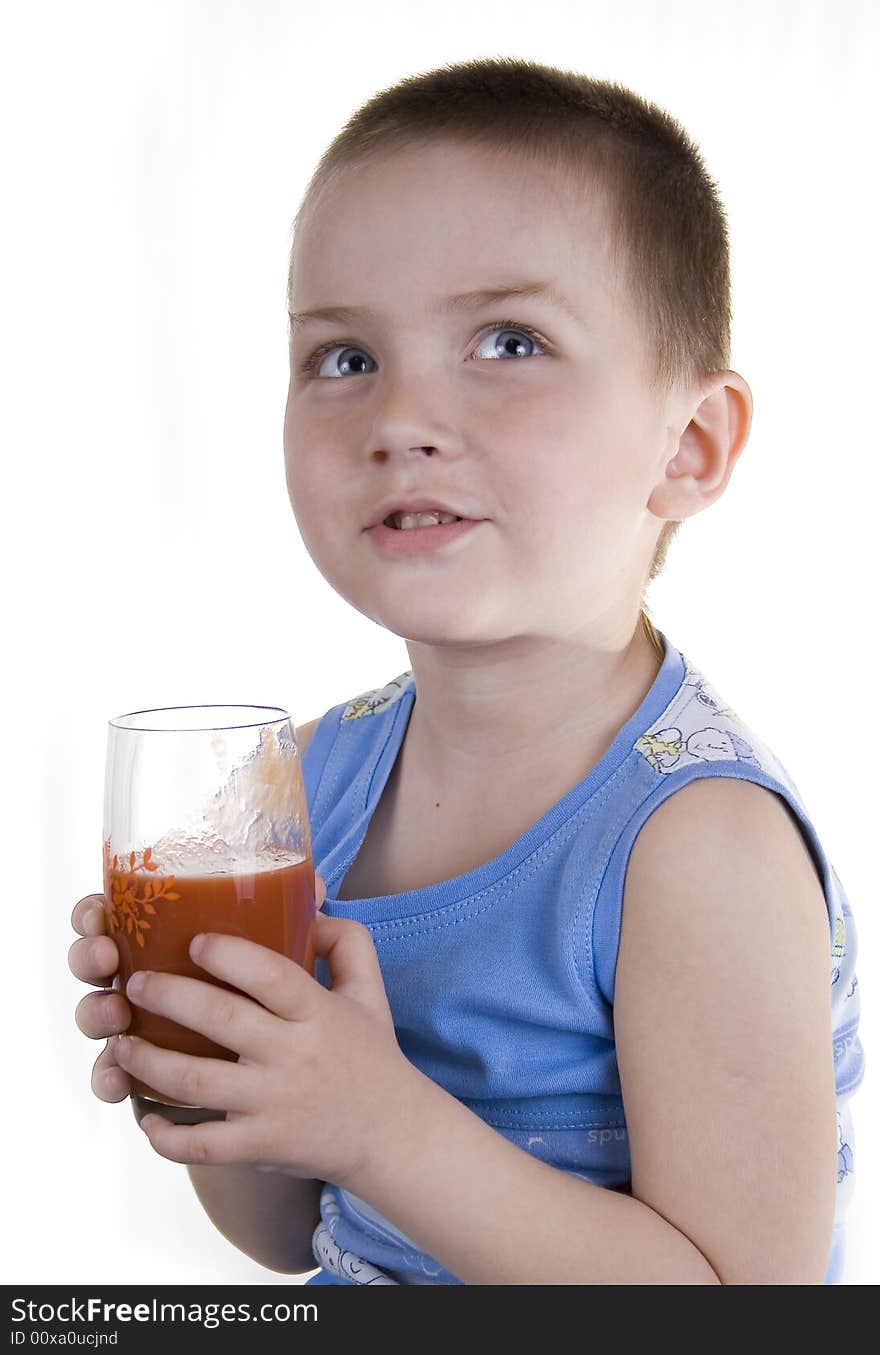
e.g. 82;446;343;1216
312;1197;399;1285
837;1111;854;1184
831;916;846;986
634;723;757;769
634;659;761;773
314;1187;449;1285
341;672;413;722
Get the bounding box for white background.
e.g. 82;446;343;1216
3;0;877;1285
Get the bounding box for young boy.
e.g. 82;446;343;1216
69;58;863;1285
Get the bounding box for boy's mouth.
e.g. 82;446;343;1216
383;510;462;530
365;514;485;555
367;497;481;530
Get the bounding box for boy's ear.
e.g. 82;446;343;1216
647;371;753;522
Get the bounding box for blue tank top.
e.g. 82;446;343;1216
301;630;864;1285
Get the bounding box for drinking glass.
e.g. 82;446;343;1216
103;704;316;1125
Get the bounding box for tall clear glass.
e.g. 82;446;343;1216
103;705;316;1125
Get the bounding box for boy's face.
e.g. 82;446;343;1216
284;141;683;647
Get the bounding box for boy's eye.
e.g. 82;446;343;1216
299;321;548;379
307;346;377;379
471;324;545;362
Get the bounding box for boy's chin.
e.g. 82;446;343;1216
384;620;489;646
382;614;514;649
340;581;514;646
359;599;492;646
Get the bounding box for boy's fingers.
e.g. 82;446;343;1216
187;935;320;1026
76;989;131;1040
91;1040;133;1103
315;873;327;908
68;934;119;985
71;895;109;937
115;1037;248;1113
137;1114;250;1167
124;968;271;1059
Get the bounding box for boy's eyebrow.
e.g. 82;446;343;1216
288;280;582;331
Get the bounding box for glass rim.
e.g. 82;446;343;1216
108;703;291;733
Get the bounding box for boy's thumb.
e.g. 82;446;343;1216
314;872;327;910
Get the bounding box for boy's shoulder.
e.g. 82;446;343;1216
621;643;840;951
297;671;413;755
296;674;409;742
337;671;414;723
633;647;797;791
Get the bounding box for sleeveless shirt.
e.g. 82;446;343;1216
300;630;864;1285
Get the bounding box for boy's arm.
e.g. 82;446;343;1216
348;776;837;1284
186;1163;323;1274
186;717;324;1275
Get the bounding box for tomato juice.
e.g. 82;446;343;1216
103;849;316;1105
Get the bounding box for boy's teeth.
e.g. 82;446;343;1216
386;511;462;529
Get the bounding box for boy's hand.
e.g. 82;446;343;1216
110;881;413;1191
69;894;133;1102
67;874;333;1111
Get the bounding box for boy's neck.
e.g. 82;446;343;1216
401;620;663;793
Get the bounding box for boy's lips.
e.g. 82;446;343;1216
365;518;485;555
365;496;479;528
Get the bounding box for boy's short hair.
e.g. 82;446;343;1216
289;57;733;651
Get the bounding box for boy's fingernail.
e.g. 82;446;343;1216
126;972;146;998
189;934;205;959
83;908;105;936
